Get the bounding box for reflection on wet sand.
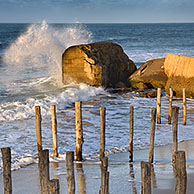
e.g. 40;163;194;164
53;162;59;180
76;163;86;194
129;163;137;194
151;164;157;188
99;157;109;194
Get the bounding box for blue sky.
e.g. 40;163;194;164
0;0;194;23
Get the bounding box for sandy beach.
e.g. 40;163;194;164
1;140;194;194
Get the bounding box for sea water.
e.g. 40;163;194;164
1;22;194;171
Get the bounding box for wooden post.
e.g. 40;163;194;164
174;151;187;194
168;88;173;124
66;152;75;194
149;108;156;163
1;147;12;194
101;157;108;171
104;171;109;194
129;106;134;162
35;106;42;152
75;101;83;161
50;179;60;194
183;88;186;125
51;105;58;157
172;107;179;164
141;161;151;194
38;149;50;194
100;107;106;161
157;88;161;124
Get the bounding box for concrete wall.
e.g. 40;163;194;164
164;54;194;78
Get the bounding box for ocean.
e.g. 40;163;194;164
1;21;194;170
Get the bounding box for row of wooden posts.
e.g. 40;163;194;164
0;148;109;194
157;88;187;125
1;87;188;194
35;88;187;163
0;149;187;194
35;102;107;161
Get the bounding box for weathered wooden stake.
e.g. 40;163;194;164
75;101;83;161
183;88;187;125
174;151;187;194
129;106;134;162
66;152;75;194
101;157;108;172
100;107;106;161
157;88;161;124
1;147;12;194
168;88;173;124
104;171;109;194
39;149;50;194
51;105;58;157
172;107;179;164
35;106;42;152
149;108;156;163
50;179;60;194
141;161;151;194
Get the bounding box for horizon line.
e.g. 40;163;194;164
0;21;194;24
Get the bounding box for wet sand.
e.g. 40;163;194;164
1;140;194;194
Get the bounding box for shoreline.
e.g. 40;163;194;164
1;140;194;193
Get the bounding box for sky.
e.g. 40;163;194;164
0;0;194;23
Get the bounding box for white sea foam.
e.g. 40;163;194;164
127;51;194;64
2;21;92;87
0;83;105;122
128;52;166;63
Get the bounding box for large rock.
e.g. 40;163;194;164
164;54;194;97
128;58;167;90
62;42;137;88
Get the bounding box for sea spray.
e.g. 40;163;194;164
0;21;100;121
3;21;92;87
